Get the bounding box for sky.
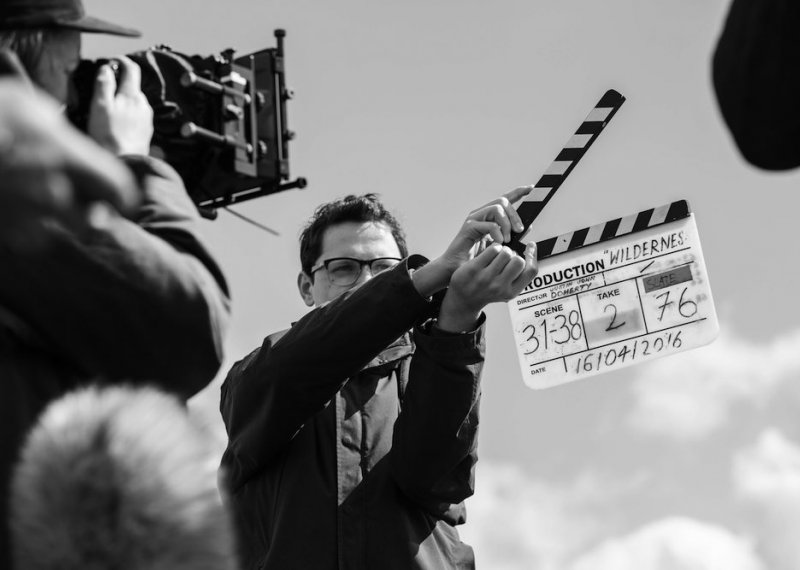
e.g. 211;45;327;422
88;1;800;568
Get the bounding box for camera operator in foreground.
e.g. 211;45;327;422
0;1;231;567
220;190;537;569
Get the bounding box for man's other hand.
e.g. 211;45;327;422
87;56;153;156
437;242;538;332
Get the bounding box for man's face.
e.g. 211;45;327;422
32;30;81;104
297;221;402;307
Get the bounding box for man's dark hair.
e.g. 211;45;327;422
299;194;408;276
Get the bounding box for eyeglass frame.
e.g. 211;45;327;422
309;256;403;286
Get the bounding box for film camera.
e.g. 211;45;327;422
67;29;306;218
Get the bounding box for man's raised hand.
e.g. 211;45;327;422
411;185;534;297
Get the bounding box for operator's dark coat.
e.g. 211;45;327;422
0;156;231;570
713;0;800;169
220;258;483;570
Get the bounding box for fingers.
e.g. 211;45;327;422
467;184;534;242
476;241;539;290
114;56;142;98
470;243;520;278
502;187;531;235
468;203;513;242
443;240;538;315
86;56;153;157
438;183;537;282
471;235;491;257
460;220;505;247
503;184;534;206
484;244;518;273
92;64;117;108
470;243;503;267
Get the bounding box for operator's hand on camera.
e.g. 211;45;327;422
0;79;138;249
411;185;533;298
436;241;538;332
88;56;153;156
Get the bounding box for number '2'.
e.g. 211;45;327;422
604;304;625;331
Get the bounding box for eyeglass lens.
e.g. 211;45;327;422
326;258;400;285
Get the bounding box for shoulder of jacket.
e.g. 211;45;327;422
265;328;290;345
222;328;291;391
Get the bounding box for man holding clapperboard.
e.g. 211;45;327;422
220;189;538;569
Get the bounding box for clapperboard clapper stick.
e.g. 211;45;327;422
507;89;626;256
508;199;721;389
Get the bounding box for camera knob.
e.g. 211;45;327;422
255;91;267;110
224;104;244;121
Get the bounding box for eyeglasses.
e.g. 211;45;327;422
310;257;402;286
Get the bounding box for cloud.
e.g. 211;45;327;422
461;462;643;570
733;428;800;570
462;463;766;570
626;329;800;440
567;517;764;570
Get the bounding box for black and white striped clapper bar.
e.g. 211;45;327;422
508;89;626;256
535;200;691;260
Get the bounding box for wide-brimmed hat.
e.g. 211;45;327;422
0;0;140;37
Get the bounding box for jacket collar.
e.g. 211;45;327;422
361;332;414;373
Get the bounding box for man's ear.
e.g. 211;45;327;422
297;272;315;307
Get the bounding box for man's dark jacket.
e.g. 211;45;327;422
0;156;231;569
220;258;484;570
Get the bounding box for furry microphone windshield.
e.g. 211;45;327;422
10;385;236;570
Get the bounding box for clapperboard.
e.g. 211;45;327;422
507;90;719;389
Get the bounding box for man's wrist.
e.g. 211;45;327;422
437;301;481;333
410;256;454;299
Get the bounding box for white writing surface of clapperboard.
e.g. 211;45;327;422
508;200;719;389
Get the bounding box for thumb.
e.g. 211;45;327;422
512;241;539;290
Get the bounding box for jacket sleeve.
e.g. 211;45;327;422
220;257;436;492
389;316;485;514
0;155;230;398
712;0;800;169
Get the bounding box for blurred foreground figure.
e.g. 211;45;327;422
0;77;138;246
0;1;231;568
713;0;800;170
10;386;237;570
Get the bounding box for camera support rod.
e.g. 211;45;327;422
180;70;252;104
180;122;253;154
